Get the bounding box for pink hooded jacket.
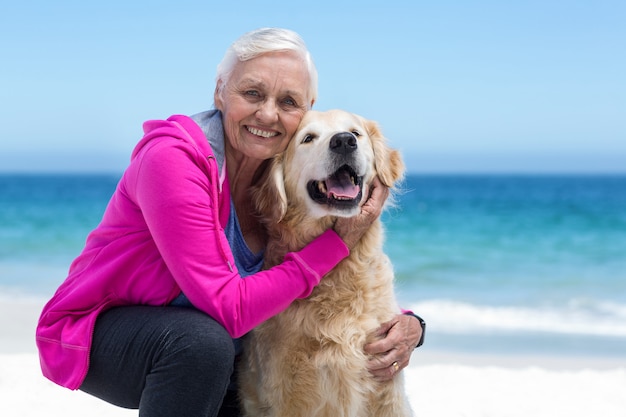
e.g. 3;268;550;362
36;113;349;390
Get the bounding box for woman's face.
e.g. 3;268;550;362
215;51;313;162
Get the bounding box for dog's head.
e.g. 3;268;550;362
258;109;404;222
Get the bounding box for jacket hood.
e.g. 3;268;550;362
134;113;214;162
135;110;228;194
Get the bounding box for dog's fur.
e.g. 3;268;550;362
239;110;412;417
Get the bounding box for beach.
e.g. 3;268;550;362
3;297;625;417
2;173;626;416
5;353;626;417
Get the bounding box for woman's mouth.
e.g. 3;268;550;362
247;126;279;138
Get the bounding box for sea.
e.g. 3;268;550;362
1;173;625;361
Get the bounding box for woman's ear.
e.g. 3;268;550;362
214;80;224;110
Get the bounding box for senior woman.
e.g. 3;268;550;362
36;28;424;417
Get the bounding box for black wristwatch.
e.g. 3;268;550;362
404;312;426;348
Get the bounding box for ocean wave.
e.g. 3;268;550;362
411;299;626;338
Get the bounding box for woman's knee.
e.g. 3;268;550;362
80;306;236;412
155;308;236;376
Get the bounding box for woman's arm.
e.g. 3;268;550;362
132;139;350;338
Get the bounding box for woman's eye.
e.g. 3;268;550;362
282;97;297;107
351;130;362;137
245;90;260;98
302;134;315;143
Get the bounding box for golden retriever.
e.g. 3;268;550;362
239;109;412;417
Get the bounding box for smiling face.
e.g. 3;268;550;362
283;110;378;218
215;51;313;162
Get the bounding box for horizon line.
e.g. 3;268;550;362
2;169;625;176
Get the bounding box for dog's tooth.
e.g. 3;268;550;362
318;181;327;193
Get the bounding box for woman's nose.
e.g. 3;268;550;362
256;99;279;123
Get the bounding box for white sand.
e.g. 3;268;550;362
3;296;626;417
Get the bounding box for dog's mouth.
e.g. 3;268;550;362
307;165;363;209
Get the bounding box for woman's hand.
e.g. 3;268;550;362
333;176;389;249
364;314;422;382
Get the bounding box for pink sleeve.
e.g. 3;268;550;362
133;139;348;338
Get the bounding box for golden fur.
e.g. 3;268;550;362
239;110;412;417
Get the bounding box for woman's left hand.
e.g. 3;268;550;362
334;176;389;250
364;314;422;382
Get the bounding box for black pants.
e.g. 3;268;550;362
80;306;240;417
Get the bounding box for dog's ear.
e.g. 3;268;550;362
255;153;288;222
271;157;289;221
365;120;405;188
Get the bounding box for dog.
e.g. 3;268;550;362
239;109;412;417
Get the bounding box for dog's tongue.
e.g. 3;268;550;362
326;170;360;199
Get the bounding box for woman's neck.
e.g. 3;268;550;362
225;148;270;253
225;140;266;194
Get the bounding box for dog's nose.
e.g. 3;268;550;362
329;132;357;155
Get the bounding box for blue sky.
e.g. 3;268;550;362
1;1;624;173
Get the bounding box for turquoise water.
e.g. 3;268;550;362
384;175;626;358
387;175;626;304
1;173;625;358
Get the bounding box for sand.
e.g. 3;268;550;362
2;297;625;417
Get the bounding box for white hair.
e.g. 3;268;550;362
215;28;318;105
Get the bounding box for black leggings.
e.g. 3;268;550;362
80;306;240;417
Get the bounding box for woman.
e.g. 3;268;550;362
36;28;424;417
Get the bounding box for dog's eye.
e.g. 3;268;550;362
351;130;362;137
302;134;316;144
